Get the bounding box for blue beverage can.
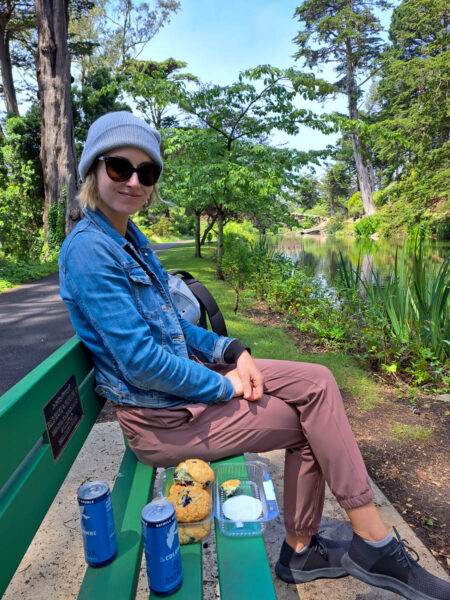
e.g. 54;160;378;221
141;498;183;596
77;481;117;567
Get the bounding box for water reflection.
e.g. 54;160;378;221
273;233;449;284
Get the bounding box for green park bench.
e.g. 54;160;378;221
0;335;277;599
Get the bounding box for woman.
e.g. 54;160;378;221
59;111;449;600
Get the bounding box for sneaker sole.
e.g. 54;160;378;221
341;553;437;600
275;559;348;584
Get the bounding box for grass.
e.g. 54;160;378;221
392;423;434;442
158;242;383;409
0;256;59;292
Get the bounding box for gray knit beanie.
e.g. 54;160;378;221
78;111;163;181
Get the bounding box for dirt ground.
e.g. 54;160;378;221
244;301;450;575
97;301;450;574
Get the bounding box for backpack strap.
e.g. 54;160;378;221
168;270;228;337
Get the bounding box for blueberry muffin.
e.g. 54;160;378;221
220;479;241;498
173;459;215;489
167;483;211;522
178;521;211;545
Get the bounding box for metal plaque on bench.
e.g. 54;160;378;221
43;374;84;462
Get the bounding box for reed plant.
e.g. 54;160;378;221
338;239;449;363
216;231;447;388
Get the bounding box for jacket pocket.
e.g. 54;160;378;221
125;264;160;320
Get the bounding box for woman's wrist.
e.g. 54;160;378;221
223;340;251;364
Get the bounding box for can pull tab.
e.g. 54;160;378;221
262;469;279;520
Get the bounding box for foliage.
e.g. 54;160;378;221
0;0;36;114
326;215;345;235
348;192;363;218
392;423;433;442
224;220;258;242
1;105;43;195
363;0;449;233
72;67;131;150
321;158;352;216
124;58;197;128
163;65;332;272
295;175;322;210
219;233;448;389
221;233;254;312
0;255;58;292
293;0;390;215
0;108;45;259
354;215;379;237
47;194;66;254
69;0;181;75
338;239;449;378
170;208;195;237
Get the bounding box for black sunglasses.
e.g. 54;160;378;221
97;155;161;186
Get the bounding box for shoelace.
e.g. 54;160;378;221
389;526;420;572
313;534;329;560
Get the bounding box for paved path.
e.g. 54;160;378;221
0;241;190;395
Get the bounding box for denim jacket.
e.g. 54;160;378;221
59;209;235;408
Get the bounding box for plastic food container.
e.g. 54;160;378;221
158;467;214;545
213;462;279;537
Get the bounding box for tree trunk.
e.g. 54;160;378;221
329;190;335;216
215;208;224;279
233;287;239;313
351;134;375;216
200;213;217;246
194;211;201;258
34;0;79;253
345;39;376;217
0;20;19;115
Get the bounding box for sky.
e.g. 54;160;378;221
141;0;344;156
144;0;302;86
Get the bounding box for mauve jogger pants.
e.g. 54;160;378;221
115;359;374;536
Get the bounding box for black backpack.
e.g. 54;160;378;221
168;269;228;337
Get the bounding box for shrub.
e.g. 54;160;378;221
354;215;379;238
348;191;363;217
326;215;345;235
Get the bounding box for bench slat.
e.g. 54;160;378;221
214;456;277;600
0;336;103;489
78;447;156;600
0;341;105;597
171;544;202;599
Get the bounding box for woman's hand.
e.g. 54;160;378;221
226;351;264;401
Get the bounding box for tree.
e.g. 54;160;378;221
322;162;351;216
34;0;78;248
0;0;35;115
72;66;130;150
125;58;197;129
370;0;449;182
0;105;44;258
293;0;390;216
296;174;321;210
173;66;331;275
0;0;93;116
69;0;180;78
365;0;449;234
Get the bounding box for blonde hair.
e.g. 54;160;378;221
78;172;101;209
77;170;159;210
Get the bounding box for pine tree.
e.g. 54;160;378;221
293;0;390;215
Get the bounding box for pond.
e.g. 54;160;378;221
272;233;450;285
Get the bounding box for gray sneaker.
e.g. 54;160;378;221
341;528;450;600
275;534;350;583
